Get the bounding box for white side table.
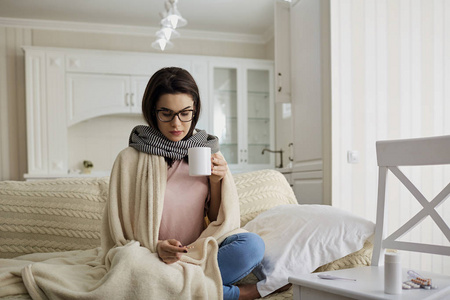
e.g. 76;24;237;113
288;266;450;300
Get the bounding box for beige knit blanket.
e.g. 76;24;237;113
0;147;243;299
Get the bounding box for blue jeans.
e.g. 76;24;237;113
218;232;265;300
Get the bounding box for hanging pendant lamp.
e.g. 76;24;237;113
161;0;187;29
152;0;187;51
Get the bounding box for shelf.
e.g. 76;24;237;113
214;90;237;94
214;90;268;97
221;117;269;122
248;91;269;95
248;117;270;121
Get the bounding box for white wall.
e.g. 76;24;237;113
67;115;145;174
0;23;273;181
331;0;450;275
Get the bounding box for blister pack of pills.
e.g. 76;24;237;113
402;270;438;290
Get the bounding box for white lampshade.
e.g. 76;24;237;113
157;26;180;40
151;37;173;51
152;0;186;51
161;0;187;28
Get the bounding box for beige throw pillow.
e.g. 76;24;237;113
233;169;297;227
0;177;108;258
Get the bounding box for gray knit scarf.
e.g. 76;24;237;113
129;125;219;160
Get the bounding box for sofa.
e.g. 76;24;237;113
0;169;373;299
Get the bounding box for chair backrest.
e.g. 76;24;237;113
371;135;450;266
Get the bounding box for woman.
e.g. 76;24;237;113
124;67;265;300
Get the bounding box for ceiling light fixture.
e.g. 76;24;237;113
152;0;187;51
151;36;174;51
161;0;187;29
156;25;180;41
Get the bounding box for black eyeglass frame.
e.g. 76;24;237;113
155;109;195;122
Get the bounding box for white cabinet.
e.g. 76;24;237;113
64;49;193;126
291;0;331;204
130;76;149;113
209;60;275;172
23;47;274;178
274;1;294;172
274;0;291;103
66;74;148;126
274;0;331;204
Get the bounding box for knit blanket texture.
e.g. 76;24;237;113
0;147;243;299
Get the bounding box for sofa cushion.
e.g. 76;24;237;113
233;169;297;227
243;204;375;297
0;169;294;258
0;177;108;258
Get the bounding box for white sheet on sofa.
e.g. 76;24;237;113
243;204;375;297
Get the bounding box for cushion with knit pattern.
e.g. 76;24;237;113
0;177;108;258
233;169;297;227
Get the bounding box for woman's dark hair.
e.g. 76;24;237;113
142;67;201;139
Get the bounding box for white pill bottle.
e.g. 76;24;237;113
384;253;402;294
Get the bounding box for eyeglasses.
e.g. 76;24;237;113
156;109;195;122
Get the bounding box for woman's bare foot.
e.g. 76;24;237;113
237;284;261;300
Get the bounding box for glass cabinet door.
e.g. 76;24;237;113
247;69;271;165
212;67;238;164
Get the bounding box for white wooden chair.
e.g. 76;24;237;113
372;135;450;266
289;135;450;300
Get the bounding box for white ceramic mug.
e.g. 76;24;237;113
188;147;211;176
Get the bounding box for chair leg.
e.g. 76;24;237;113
372;166;388;266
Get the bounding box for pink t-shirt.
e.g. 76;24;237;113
158;159;209;246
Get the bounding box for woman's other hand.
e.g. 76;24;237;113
210;153;228;184
156;239;188;264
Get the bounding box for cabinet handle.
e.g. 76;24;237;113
277;72;282;92
125;93;129;106
130;93;135;106
288;142;294;161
